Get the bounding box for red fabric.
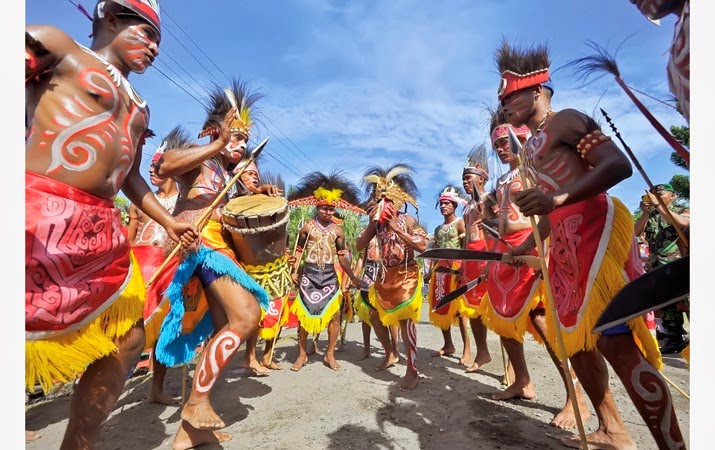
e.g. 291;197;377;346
547;193;609;328
260;297;286;330
133;245;178;321
26;171;131;333
486;228;542;318
430;259;462;315
461;239;488;307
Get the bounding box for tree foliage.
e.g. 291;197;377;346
114;196;131;226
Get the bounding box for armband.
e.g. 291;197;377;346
576;129;611;159
295;245;303;253
337;249;348;257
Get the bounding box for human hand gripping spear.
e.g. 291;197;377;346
145;136;271;288
507;127;589;450
601;109;689;250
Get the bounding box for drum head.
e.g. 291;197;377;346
224;194;287;218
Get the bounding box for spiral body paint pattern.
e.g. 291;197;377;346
194;329;242;394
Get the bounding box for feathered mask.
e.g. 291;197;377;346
436;185;468;209
152;125;194;165
463;143;490;181
362;164;419;214
495;39;551;102
198;78;262;140
288;170;366;214
488;106;530;149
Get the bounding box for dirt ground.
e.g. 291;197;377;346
26;303;690;450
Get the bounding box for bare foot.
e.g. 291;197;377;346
172;421;232;450
399;371;419;391
560;429;637;450
550;388;591;430
180;400;225;430
459;351;473;366
375;354;399;371
26;430;40;442
465;353;492;373
291;353;308;372
262;359;284;370
432;345;456;357
149;390;181;406
324;354;341;371
358;348;371;361
243;360;270;377
491;382;537;401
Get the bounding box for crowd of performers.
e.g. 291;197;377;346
26;0;690;449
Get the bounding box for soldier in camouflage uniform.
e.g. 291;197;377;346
634;182;690;354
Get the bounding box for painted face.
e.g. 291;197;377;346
241;170;259;189
462;173;480;194
438;200;456;217
222;133;247;163
629;0;683;20
115;17;160;74
317;205;336;222
493;137;515;163
500;88;534;128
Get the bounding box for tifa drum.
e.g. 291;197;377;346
221;194;289;266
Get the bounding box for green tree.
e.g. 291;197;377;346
668;125;689;207
114;196;131;226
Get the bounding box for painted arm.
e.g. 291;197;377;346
25;26;72;84
391;215;428;253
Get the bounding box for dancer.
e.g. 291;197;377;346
287;171;365;371
357;164;429;390
128;127;188;406
153;78;270;449
427;186;473;365
497;40;682;449
26;2;199;448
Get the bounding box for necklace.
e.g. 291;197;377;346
536;109;554;133
79;44;147;109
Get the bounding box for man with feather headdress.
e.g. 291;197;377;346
287;171;365;372
153;78;271;449
479;107;591;430
127;126;187;407
496;40;684;449
356;164;429;391
459;143;498;374
426;185;473;365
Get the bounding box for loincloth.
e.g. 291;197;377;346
243;255;292;340
290;262;343;334
369;261;423;327
459;239;489;318
428;260;462;330
478;228;546;343
25;171;145;393
545;194;660;368
155;220;270;367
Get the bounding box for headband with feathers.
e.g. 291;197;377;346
288;170;366;214
463;143;490;181
495;39;551;101
198;77;262;139
436;185;468;209
487;106;530;148
362;163;419;213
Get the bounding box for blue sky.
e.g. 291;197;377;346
26;0;688;231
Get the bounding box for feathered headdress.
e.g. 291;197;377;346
463;143;490;181
198;77;262;140
495;39;551;102
362;163;419;213
152;125;194;164
488;106;530;149
435;185;468;209
566;41;689;165
288;170;366;214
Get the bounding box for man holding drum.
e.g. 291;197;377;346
287;171;365;372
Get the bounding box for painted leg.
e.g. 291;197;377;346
60;322;145;450
599;334;686;450
399;319;419;391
